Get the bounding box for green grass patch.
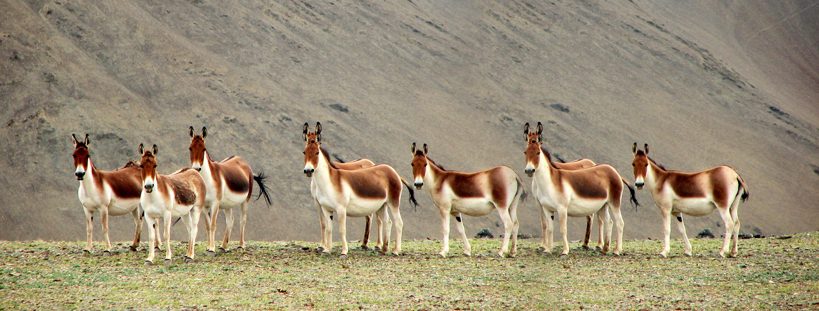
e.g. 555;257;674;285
0;233;816;309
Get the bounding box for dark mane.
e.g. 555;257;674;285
539;145;559;169
425;156;446;171
648;156;666;170
319;147;339;169
119;160;139;169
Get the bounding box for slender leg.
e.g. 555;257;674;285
208;202;220;252
438;203;452;257
558;208;570;255
389;204;403;255
221;208;234;251
596;209;608;254
145;216;156;263
453;213;471;256
164;212;173;261
730;198;741;257
497;206;514;258
673;212;692;256
239;202;248;249
583;214;592;250
611;205;624;255
542;206;554;253
130;208;143;251
100;207;112;252
509;199;520;257
539;207;548;250
375;210;384;250
320;207;333;253
181;213;192;259
155;220;163;250
316;203;326;251
361;215;371;250
382;207;393;254
717;207;734;258
659;204;672;257
188;207;201;261
338;208;349;257
83;207;94;252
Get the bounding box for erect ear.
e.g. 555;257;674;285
524;122;530;135
189;126;194;137
201;127;207;139
644;143;649;155
536;122;543;142
315;122;322;142
152;144;158;156
302;122;309;141
84;134;90;145
632;142;637;154
411;142;416;154
71;133;79;146
423;143;429;155
138;143;144;155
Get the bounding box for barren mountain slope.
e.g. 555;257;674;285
0;0;816;242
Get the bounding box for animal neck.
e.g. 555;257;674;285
535;151;556;182
201;151;217;180
312;149;336;193
646;160;664;186
424;158;445;189
80;159;100;190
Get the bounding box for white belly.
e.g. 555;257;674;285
107;197;140;216
451;198;495;217
346;197;386;217
566;196;607;217
672;197;716;216
219;189;247;209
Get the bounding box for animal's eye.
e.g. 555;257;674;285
189;147;192;150
302;151;305;155
632;163;635;166
315;152;319;156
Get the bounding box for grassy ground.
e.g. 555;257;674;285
0;233;816;310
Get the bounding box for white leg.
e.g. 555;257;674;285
382;207;393;254
188;207;201;260
205;202;218;253
221;208;234;251
509;198;520;257
542;206;554;253
154;219;163;250
316;203;326;250
557;208;570;255
659;204;672;257
144;216;156;263
338;208;349;257
375;209;385;250
100;207;112;252
730;198;741;257
239;202;248;249
717;207;734;258
389;204;403;255
438;203;452;257
611;206;624;255
538;207;548;250
497;206;514;258
596;209;608;254
453;213;471;256
320;207;333;253
83;207;94;252
673;212;692;256
164;212;173;261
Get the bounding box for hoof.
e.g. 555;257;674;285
103;250;112;256
719;252;726;258
154;247;161;251
205;250;216;256
184;256;194;263
339;254;348;259
219;247;228;253
659;253;668;258
463;252;472;257
613;251;621;256
392;251;401;256
360;245;370;250
129;245;138;252
164;259;172;266
83;249;92;254
316;246;325;253
582;245;591;250
439;252;448;258
684;252;693;257
729;251;737;258
144;260;153;265
560;252;569;257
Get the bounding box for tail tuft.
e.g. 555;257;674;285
253;171;273;207
399;177;419;211
621;178;639;210
737;177;749;202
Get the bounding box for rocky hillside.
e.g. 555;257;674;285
1;0;816;242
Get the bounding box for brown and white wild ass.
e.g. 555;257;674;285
524;135;638;255
138;144;206;264
524;122;604;250
188;126;272;253
302;123;417;257
72;133;160;253
631;143;749;257
411;143;526;258
303;123;380;251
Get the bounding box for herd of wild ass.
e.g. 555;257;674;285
71;122;749;264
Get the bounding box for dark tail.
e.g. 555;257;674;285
737;176;749;202
515;175;528;204
173;217;182;226
253;171;273;207
621;178;639;210
399;177;419;211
